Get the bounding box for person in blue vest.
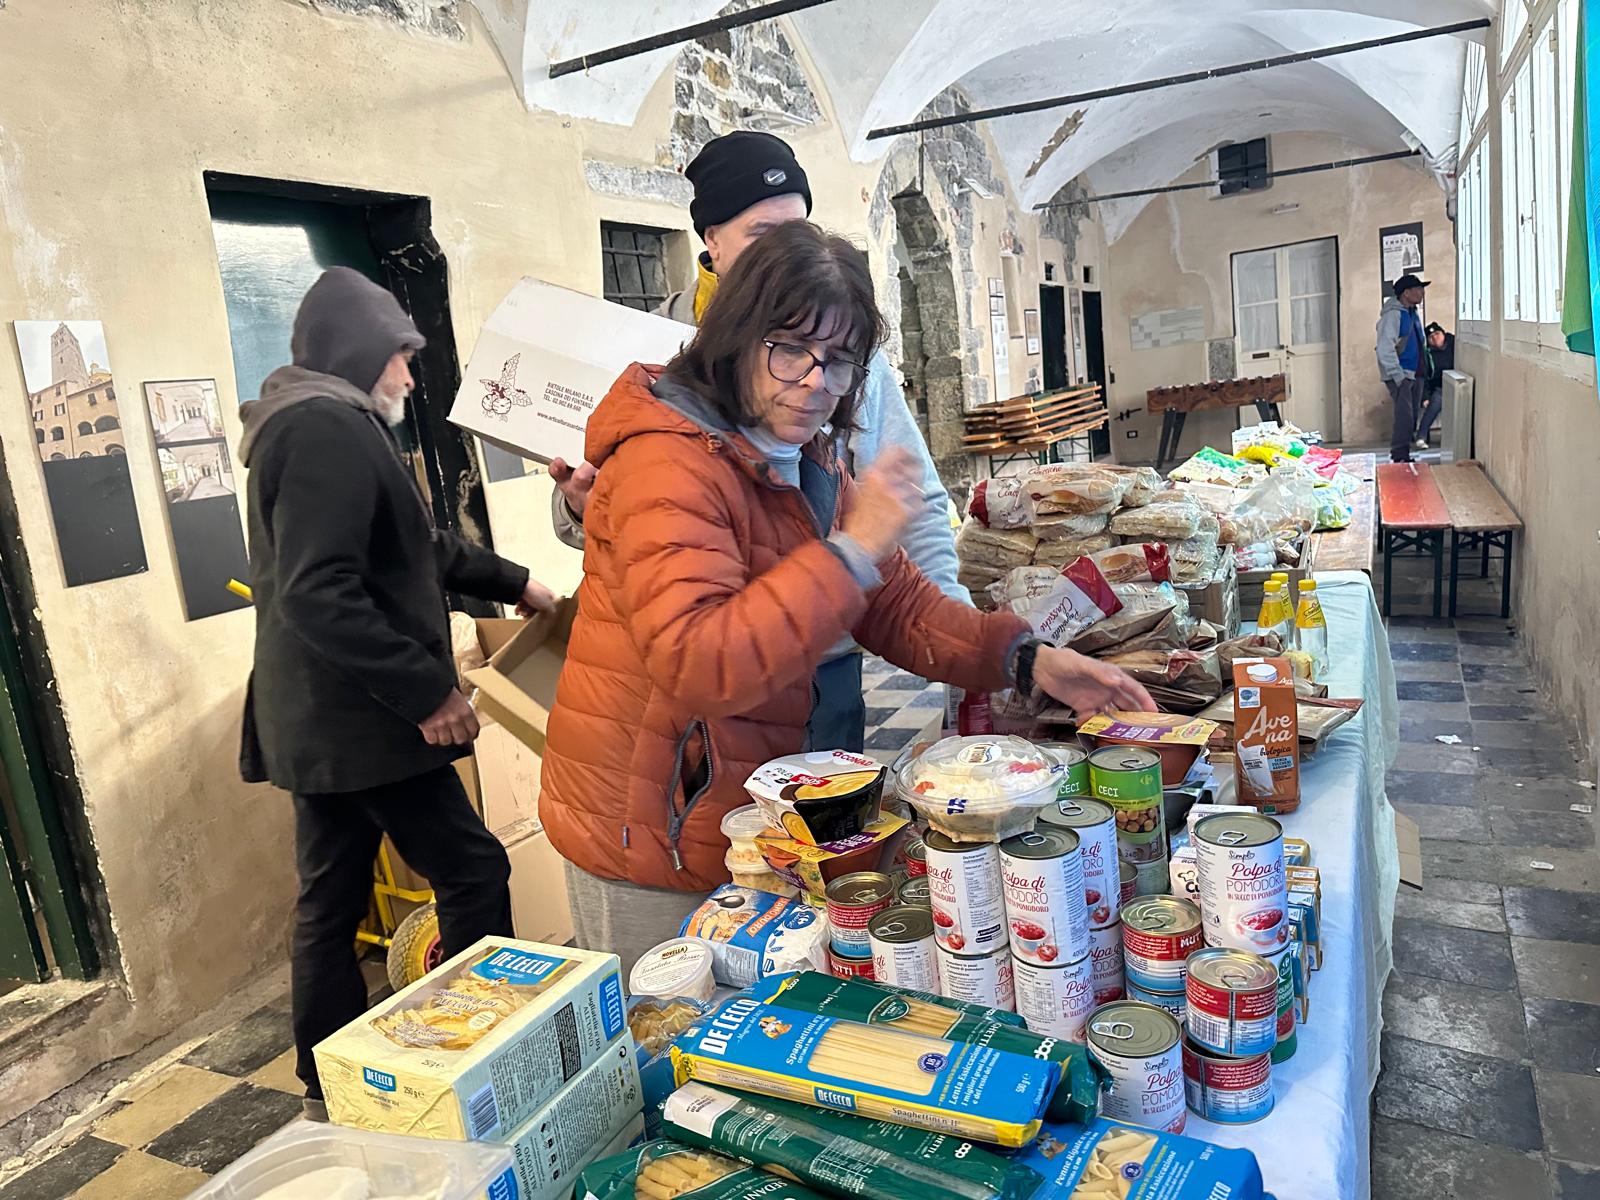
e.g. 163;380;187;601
1375;273;1429;463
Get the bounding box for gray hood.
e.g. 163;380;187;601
238;267;425;466
1380;295;1409;316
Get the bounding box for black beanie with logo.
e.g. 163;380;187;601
686;131;813;238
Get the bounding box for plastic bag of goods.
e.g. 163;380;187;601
1070;582;1191;656
1033;511;1111;541
1109;496;1204;541
745;971;1105;1123
1033;534;1116;568
679;887;827;988
1232;472;1317;538
1167;446;1258;488
999;557;1122;644
1086;543;1172;584
957;518;1039;572
1016;1118;1275;1200
1023;464;1130;516
668;996;1061;1147
1312;485;1351;531
1158;534;1222;585
575;1140;832;1200
1097;464;1165;507
1099;647;1223;711
897;735;1063;842
967;476;1033;529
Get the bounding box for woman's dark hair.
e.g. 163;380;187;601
664;221;885;433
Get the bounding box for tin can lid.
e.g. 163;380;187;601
1195;811;1283;848
1188;947;1278;991
897;876;931;904
999;827;1080;860
1039;796;1114;829
1087;1001;1181;1056
826;871;894;905
923;830;996;854
1121;894;1202;934
869;904;934;943
1088;745;1162;772
1040;742;1088;768
905;839;927;861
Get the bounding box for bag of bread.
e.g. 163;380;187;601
955;518;1038;571
1086;543;1172;584
1021;464;1128;516
1098;464;1165;507
1070;582;1187;655
986;566;1064;610
1032;512;1110;541
1006;558;1122;645
1033;534;1115;568
967;476;1031;529
1109;496;1204;540
1101;647;1223;710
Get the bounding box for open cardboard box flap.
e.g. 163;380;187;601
466;597;577;756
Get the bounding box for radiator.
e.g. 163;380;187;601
1441;369;1474;461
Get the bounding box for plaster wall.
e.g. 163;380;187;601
1101;132;1454;461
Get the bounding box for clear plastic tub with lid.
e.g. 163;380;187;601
897;735;1063;842
186;1121;515;1199
721;804;772;869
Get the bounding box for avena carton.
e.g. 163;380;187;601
1231;657;1300;813
316;938;627;1141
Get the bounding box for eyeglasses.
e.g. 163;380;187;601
763;340;865;397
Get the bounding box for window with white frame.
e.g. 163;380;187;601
1457;143;1490;322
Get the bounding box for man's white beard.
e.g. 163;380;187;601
372;386;409;427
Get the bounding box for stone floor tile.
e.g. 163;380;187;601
1412;876;1506;905
1481;745;1587;776
1394;803;1490;842
1382;972;1530;1060
1392;916;1517;989
1394;660;1465;683
1512;939;1600;1005
1388;769;1484;806
1488;807;1596;850
864;727;919;752
1397;889;1506;933
1397;681;1467;702
1463;662;1537;684
1421;842;1600;891
861;706;900;727
93;1065;238;1149
64;1150;206;1200
1535;1069;1600;1165
903;689;946;708
1523;999;1600;1071
1371;1119;1551;1200
1458;644;1527;667
1458;627;1520;644
1472;703;1543;722
860;689;921;709
245;1048;302;1096
1386;624;1459;643
878;707;939;730
181;1003;293;1078
1390;641;1460;661
1392;742;1482;774
1505;888;1600;944
1467;683;1549;708
0;1138;126;1200
1472;720;1575;750
1399;717;1475;745
1375;1034;1542;1150
876;672;931;692
143;1083;301;1175
1476;775;1599;812
1555;1161;1600;1199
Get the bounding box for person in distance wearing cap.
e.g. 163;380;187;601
1375;273;1429;463
548;130;962;752
1416;321;1453;451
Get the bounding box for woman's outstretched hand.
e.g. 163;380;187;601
1033;645;1157;718
842;446;923;560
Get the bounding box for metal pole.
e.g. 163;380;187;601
1033;149;1421;209
867;18;1490;140
548;0;842;79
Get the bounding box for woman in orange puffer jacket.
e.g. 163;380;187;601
540;222;1153;969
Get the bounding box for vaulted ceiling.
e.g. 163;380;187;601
472;0;1490;240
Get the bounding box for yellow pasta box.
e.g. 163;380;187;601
500;1037;643;1200
316;938;628;1141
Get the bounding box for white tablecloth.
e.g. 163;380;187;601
1182;572;1400;1200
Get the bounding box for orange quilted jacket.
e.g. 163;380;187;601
540;365;1030;892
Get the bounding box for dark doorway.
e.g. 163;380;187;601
1039;285;1068;392
1081;290;1110;457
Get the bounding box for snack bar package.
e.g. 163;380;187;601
668;996;1060;1147
662;1083;1046;1200
680;886;829;988
576;1140;833;1200
1016;1119;1275;1200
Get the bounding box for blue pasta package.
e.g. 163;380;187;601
1016;1119;1275;1199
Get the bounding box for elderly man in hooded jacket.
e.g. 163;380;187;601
238;267;556;1114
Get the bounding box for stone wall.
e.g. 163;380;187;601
307;0;462;38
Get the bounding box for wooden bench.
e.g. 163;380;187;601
1432;461;1522;619
1377;462;1451;618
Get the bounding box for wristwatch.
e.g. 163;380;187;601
1012;638;1041;699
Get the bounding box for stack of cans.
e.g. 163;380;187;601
1039;796;1127;1005
999;828;1093;1040
1121;895;1202;1021
1089;746;1170;897
924;832;1014;1009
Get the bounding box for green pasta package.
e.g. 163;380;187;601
746;971;1106;1125
661;1082;1044;1200
575;1139;833;1200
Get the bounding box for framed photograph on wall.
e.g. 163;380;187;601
1024;308;1041;356
988;277;1005;297
989;296;1004;316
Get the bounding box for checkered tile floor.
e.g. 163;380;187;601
860;655;945;757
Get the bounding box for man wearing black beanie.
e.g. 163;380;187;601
548;130;964;753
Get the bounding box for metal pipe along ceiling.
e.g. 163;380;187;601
547;0;844;79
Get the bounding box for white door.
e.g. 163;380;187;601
1231;238;1341;440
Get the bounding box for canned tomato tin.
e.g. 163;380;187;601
1123;844;1172;897
1039;797;1121;929
825;871;895;960
829;949;874;979
1089;747;1165;854
869;905;939;992
1125;979;1186;1024
1194;812;1288;953
1183;1037;1273;1124
999;828;1091;967
1040;743;1090;798
1119;860;1137;906
935;944;1014;1011
896;874;931;908
1185;947;1279;1057
904;839;927;878
1263;944;1296;1063
1088;921;1125;1004
1086;1001;1186;1133
1012;952;1095;1041
1120;895;1203;992
924;832;1008;955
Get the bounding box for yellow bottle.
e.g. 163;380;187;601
1295;579;1329;677
1257;581;1290;646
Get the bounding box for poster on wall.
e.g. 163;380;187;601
991;312;1011;397
143;379;251;620
1024;309;1041;356
1379;222;1424;300
13;321;148;587
1068;289;1087;384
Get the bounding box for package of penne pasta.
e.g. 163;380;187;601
1016;1119;1275;1200
746;972;1106;1124
575;1139;832;1200
668;996;1060;1147
661;1082;1045;1200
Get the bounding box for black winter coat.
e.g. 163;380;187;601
240;395;527;794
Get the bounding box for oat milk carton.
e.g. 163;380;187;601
1231;657;1300;813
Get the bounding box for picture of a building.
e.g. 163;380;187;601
20;323;125;461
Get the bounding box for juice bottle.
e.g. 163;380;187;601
1256;582;1290;645
1295;580;1329;677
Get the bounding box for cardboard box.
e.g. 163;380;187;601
508;829;574;947
1232;657;1300;812
1178;555;1240;639
1236;534;1313;614
448;278;694;465
475;721;543;846
467;601;576;758
1395;811;1424;891
501;1037;641;1200
316;938;627;1141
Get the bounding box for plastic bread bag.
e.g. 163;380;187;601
1218;631;1285;678
575;1140;832;1200
680;887;827;988
1022;464;1129;516
1032;511;1111;541
1011;556;1123;645
956;518;1040;571
1108;497;1203;541
1156;535;1222;585
661;1083;1046;1200
1069;582;1186;656
1095;464;1164;507
1033;534;1116;568
1086;543;1171;585
1166;446;1258;487
1015;1119;1274;1200
968;476;1033;530
1100;647;1223;710
744;972;1106;1124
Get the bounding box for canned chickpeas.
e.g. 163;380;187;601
1040;742;1090;799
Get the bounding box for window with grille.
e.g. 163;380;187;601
1217;138;1271;195
601;223;672;312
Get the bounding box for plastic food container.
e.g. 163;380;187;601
629;937;717;1004
744;751;886;844
186;1120;515;1199
721;804;773;868
725;849;796;896
897;736;1063;842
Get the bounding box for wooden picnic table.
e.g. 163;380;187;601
1312;452;1376;576
1431;461;1522;618
1376;461;1451;618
